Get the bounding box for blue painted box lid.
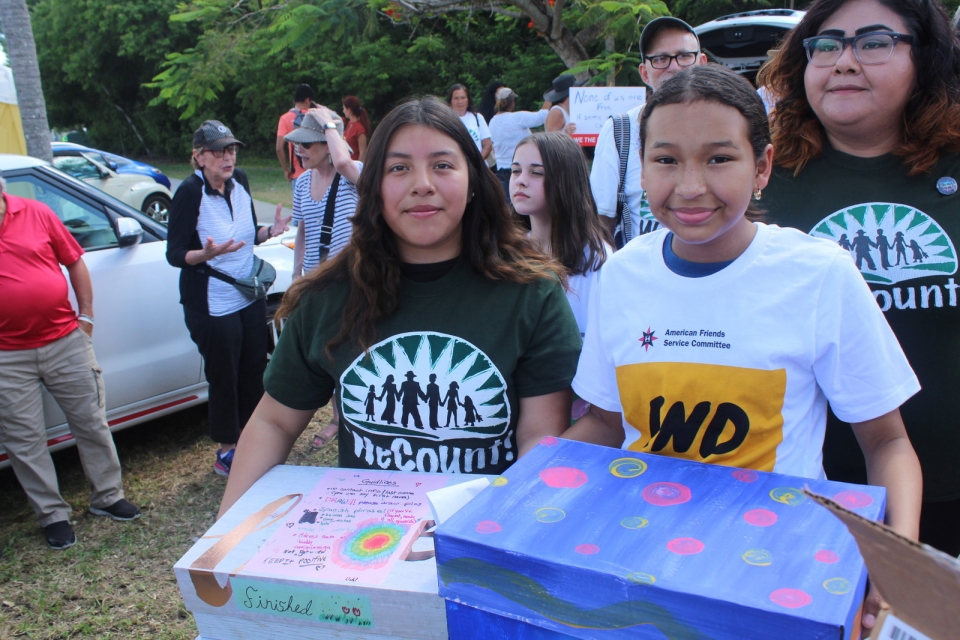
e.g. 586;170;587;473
434;438;885;640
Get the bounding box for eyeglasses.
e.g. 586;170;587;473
204;145;239;158
294;141;325;150
803;32;914;67
645;51;700;70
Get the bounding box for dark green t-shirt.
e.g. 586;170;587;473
764;146;960;502
265;257;582;475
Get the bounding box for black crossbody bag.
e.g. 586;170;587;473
318;172;341;264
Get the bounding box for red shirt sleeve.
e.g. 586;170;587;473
44;206;84;266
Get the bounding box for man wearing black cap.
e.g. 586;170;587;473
590;17;707;246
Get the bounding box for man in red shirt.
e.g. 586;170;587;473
276;84;316;182
0;173;140;550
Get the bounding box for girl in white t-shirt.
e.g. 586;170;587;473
566;65;923;589
511;132;611;422
509;131;611;338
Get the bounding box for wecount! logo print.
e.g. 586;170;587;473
339;332;510;442
810;202;957;285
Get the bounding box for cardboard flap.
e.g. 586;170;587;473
804;489;960;640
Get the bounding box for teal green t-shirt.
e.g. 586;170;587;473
265;258;582;475
764;146;960;502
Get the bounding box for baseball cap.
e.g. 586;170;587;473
639;17;699;58
283;112;345;145
192;120;244;151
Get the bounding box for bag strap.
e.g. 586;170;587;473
318;172;341;263
611;113;633;245
205;257;265;285
206;266;237;285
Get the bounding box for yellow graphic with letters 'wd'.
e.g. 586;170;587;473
616;362;786;471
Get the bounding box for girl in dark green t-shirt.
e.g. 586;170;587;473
219;97;582;517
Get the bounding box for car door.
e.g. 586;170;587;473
2;170;203;430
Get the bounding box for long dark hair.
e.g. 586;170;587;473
342;95;372;134
478;81;504;123
515;132;610;276
445;83;474;113
277;96;563;355
639;65;771;220
758;0;960;176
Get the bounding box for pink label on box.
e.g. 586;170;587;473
245;469;449;585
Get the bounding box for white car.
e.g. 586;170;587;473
51;148;173;225
695;9;805;84
0;154;294;469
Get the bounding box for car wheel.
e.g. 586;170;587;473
141;194;171;224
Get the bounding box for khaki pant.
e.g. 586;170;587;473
0;328;124;527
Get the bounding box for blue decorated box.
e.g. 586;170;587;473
434;438;885;640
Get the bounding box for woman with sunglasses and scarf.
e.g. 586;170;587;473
285;105;362;448
167;120;290;476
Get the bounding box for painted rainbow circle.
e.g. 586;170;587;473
769;487;806;506
609;458;648;478
620;516;650;530
742;549;774;566
823;578;852;595
535;507;566;523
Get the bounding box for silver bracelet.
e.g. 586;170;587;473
78;314;95;325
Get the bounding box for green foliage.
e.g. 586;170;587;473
29;0;201;156
147;4;566;155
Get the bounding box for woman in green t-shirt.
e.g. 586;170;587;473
758;0;960;560
219;97;582;517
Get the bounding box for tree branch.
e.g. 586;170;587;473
550;0;565;42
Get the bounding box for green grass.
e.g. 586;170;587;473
0;404;338;638
153;158;295;208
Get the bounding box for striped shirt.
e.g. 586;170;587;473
194;170;257;317
293;163;362;274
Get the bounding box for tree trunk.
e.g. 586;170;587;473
0;0;52;162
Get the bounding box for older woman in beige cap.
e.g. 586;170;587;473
285;105;362;448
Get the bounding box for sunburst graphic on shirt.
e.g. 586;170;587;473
338;332;510;441
809;202;956;285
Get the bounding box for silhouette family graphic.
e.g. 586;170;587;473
836;228;931;271
365;371;483;430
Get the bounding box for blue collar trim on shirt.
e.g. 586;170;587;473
662;232;734;277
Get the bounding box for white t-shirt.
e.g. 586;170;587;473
566;243;611;338
589;105;659;238
573;223;919;479
458;112;491;154
489;109;549;170
548;104;569;127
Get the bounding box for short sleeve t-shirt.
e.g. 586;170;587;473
265;258;582;475
764;147;960;501
458;112;491;154
573;223;919;479
344;120;367;162
0;194;83;350
277;109;308;180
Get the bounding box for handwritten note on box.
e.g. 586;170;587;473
570;87;646;146
245;470;449;585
